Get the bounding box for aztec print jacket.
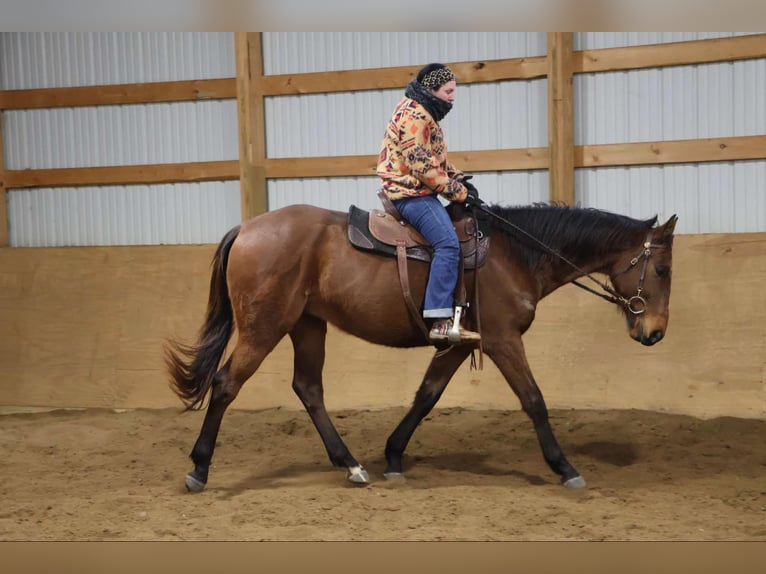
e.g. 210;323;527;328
377;97;468;202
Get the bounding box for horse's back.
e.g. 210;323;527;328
242;204;346;232
227;204;355;283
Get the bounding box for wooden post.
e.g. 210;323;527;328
235;32;268;221
547;33;575;206
0;110;8;246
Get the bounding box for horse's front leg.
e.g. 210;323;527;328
384;346;473;478
487;336;585;488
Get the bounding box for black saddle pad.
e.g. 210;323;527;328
347;205;432;263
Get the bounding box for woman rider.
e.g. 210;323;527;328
377;63;482;345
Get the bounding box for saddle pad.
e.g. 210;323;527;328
348;205;432;263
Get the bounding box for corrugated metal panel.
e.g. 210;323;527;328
265;79;546;159
576;160;766;234
575;59;766;144
261;32;546;75
268;172;548;214
573;32;766;233
3;100;238;169
0;32;235;89
574;32;760;50
4;32;764;243
1;32;239;247
7;182;241;247
262;33;550;216
265;90;397;158
449;79;547;151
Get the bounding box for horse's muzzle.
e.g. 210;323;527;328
638;328;664;346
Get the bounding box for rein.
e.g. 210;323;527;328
474;204;661;315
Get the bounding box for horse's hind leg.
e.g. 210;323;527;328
289;314;369;484
186;335;280;492
384;346;473;478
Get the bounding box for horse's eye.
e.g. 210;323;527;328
655;265;670;278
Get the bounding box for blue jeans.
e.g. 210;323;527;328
393;195;459;319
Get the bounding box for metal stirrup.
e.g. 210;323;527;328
448;306;464;345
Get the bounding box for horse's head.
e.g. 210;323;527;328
609;215;678;346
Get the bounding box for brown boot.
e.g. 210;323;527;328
428;319;481;345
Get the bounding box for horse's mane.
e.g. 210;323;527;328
484;203;658;271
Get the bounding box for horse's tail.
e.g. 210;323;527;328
165;225;241;411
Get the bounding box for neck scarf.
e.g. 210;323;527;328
404;79;452;123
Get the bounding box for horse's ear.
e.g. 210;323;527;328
657;214;678;241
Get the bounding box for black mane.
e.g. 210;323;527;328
484;203;658;271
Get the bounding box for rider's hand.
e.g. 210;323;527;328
463;181;482;207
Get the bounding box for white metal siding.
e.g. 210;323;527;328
264;80;547;159
261;32;546;74
262;32;549;214
0;32;235;89
573;32;766;233
576;161;766;234
575;32;760;50
7;181;241;247
268;172;549;214
575;60;766;145
3;100;237;169
1;32;239;247
2;32;764;244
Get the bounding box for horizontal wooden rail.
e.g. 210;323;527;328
0;79;236;110
264;148;550;178
576;34;766;74
577;135;766;167
2;34;763;109
3;160;239;189
5;135;766;189
260;57;549;96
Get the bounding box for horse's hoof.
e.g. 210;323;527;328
347;465;369;484
562;475;587;489
185;473;206;493
383;471;406;481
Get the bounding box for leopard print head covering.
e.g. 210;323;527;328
419;65;456;90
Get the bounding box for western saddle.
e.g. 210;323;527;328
347;190;490;345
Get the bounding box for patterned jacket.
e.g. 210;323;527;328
377;97;468;202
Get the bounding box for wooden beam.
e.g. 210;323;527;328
575;33;766;74
547;33;575;205
260;56;548;96
3;161;239;189
0;79;236;110
435;148;549;174
236;32;268;220
1;35;761;110
576;135;766;168
264;148;549;179
0;56;547;109
0;112;7;246
5;134;766;190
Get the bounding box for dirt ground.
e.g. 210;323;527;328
1;405;764;541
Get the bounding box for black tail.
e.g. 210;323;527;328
165;225;241;410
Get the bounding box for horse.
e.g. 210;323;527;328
165;201;677;492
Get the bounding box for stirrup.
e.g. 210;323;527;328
448;306;464;344
428;307;481;346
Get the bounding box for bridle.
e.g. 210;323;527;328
571;232;662;316
474;205;663;316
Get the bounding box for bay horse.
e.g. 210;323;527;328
165;202;677;492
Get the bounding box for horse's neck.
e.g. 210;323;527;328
535;235;637;298
490;206;650;299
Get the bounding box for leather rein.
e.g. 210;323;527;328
473;204;661;316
